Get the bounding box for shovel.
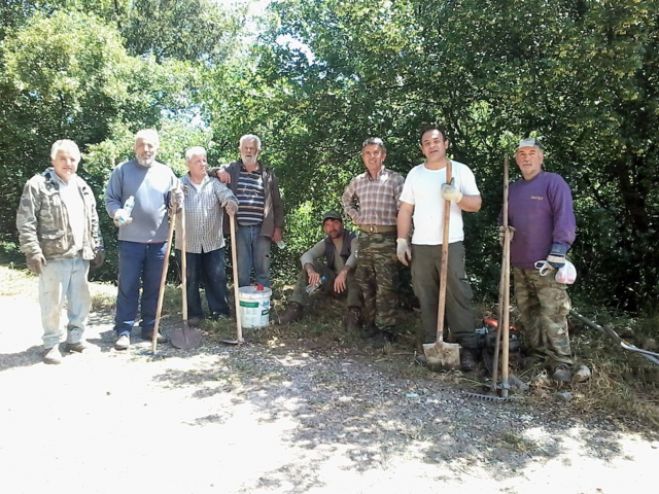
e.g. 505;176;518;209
170;201;203;350
423;160;461;369
221;213;244;345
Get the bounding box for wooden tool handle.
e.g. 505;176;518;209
436;161;452;344
229;214;243;343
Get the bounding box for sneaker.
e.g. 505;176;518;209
43;345;63;364
460;348;478;372
141;331;167;343
114;334;130;350
278;302;303;324
64;341;88;353
552;364;572;383
572;364;591;383
344;308;361;332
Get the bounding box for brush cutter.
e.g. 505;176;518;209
170;201;203;350
220;213;244;346
422;160;461;369
570;309;659;366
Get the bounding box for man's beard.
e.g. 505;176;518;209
242;156;257;167
137;155;155;167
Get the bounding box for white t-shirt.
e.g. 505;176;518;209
399;160;480;245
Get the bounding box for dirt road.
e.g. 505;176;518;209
0;275;656;493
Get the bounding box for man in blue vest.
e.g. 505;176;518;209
278;211;361;330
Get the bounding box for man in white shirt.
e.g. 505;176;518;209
397;125;482;371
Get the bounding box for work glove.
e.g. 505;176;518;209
498;225;515;246
546;243;568;269
396;238;412;266
113;208;132;227
27;253;46;275
90;250;105;270
168;185;184;215
441;178;463;203
224;200;238;216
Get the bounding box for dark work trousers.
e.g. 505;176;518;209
176;247;230;319
411;242;479;348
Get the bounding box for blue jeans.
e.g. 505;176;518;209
177;248;230;319
236;224;272;287
114;241;167;336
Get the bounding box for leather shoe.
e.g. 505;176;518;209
141;331;167;343
65;341;89;353
460;348;479;372
43;345;63;364
114;334;130;350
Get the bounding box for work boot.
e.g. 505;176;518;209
552;364;572;384
459;348;478;372
43;345;63;365
114;334;130;350
141;330;167;343
344;307;361;332
64;341;89;353
278;302;303;324
572;364;591;383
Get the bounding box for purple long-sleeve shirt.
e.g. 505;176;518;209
507;171;576;269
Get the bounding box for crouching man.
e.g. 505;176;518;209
278;211;361;330
16;139;104;364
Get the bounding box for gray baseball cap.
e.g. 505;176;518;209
517;138;544;151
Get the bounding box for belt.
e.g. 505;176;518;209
359;224;397;234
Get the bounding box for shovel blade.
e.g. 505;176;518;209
423;341;461;369
170;326;203;350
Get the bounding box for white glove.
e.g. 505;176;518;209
396;238;412;266
441;178;463;203
224;200;238;216
113;209;132;227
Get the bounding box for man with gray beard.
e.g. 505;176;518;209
105;129;182;350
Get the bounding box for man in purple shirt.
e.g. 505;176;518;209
507;138;590;383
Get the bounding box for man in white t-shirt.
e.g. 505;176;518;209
396;125;482;371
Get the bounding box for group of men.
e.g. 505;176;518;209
16;125;589;383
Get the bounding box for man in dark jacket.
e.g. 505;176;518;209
278;211;361;330
213;134;284;288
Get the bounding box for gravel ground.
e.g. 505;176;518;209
1;274;657;494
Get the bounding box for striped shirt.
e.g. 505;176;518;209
174;174;237;253
341;166;404;226
235;167;265;226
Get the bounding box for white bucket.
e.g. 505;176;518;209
238;286;272;329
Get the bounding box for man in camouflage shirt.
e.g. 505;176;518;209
341;137;405;342
16;139;104;364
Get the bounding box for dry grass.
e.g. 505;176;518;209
2;264;658;428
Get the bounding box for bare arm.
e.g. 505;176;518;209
397;201;414;239
457;194;482;213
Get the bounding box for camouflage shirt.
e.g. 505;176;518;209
16;168;103;260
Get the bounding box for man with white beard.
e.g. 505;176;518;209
105;129;182;350
213;134;284;288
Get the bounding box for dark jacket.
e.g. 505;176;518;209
16;168;103;260
323;229;356;269
213;160;284;238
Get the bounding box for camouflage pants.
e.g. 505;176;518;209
513;267;573;367
288;261;361;309
355;232;399;330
